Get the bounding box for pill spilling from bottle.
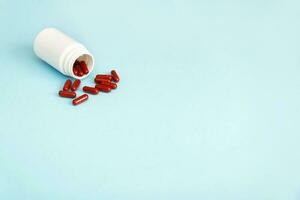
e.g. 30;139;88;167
73;61;89;77
59;62;120;106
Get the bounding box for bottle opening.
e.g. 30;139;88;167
71;53;94;79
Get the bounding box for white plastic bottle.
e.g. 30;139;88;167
33;28;94;79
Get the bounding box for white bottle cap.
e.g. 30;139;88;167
33;28;94;79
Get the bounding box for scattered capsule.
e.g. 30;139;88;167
83;86;99;94
60;68;120;105
73;94;89;106
94;77;110;83
59;90;76;98
80;61;89;74
96;74;112;80
63;79;72;91
98;80;117;89
111;70;120;82
95;84;112;92
71;79;81;91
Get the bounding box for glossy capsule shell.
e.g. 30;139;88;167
74;64;83;76
111;70;120;82
83;86;99;94
73;65;79;76
95;84;112;92
94;76;114;83
71;79;81;91
59;90;76;98
96;74;112;80
63;79;72;91
98;80;117;89
77;67;84;76
73;94;89;106
80;61;89;74
94;77;111;83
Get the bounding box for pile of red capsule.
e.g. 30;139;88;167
73;60;89;77
58;61;120;106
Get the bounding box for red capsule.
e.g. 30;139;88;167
94;77;113;83
111;70;120;82
95;84;112;92
59;90;76;98
77;67;84;76
73;65;79;76
80;61;89;74
83;86;99;94
71;79;81;91
96;74;112;80
74;64;83;77
63;79;72;91
73;94;89;106
98;80;117;89
94;78;104;83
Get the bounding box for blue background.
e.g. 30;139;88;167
0;0;300;199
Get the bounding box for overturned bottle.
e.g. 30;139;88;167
33;28;94;79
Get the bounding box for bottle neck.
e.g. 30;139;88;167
60;44;93;78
